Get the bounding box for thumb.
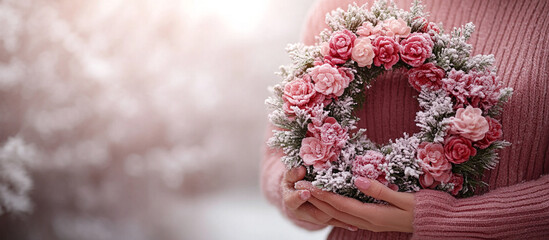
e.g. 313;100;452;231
354;177;414;210
284;166;306;184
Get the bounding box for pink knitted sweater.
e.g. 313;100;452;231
261;0;549;239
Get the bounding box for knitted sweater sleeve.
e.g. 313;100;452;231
260;125;326;231
412;175;549;239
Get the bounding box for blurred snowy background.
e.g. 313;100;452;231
0;0;331;239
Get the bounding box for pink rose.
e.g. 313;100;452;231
299;137;338;170
399;33;433;67
418;142;452;188
450;106;490;141
282;76;328;117
351;37;375;67
383;18;411;38
309;63;350;97
407;62;445;91
475;117;503;149
352;150;386;181
356;22;384;37
307;117;348;148
448;173;464;196
444;135;477;164
425;22;440;34
325;29;356;65
372;36;400;70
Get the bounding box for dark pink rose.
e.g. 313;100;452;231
475;117;503;149
325;29;356;65
399;33;433;67
310;63;350;97
448;173;464;196
424;22;440;34
299;137;338;170
307;117;348;148
372;36;400;70
407;62;445;91
418;142;452;186
444;135;476;164
352;150;386;182
419;174;439;189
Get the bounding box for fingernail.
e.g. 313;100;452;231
299;190;310;201
294;181;307;189
355;177;371;190
347;226;358;231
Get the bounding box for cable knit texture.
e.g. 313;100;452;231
261;0;549;239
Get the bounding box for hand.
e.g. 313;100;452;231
282;166;358;231
295;177;415;233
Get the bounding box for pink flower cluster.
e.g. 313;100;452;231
442;70;503;110
352;150;387;183
299;117;349;170
419;106;503;194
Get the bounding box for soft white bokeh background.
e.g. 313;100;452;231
0;0;331;239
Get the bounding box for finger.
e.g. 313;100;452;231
296;180;393;225
294;202;332;224
308;196;397;232
354;177;415;210
283;189;310;210
326;219;358;232
284;166;306;185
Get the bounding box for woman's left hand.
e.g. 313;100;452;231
295;177;415;233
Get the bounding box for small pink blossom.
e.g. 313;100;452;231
418;142;452;188
299;137;338;170
444;135;476;164
307;117;348;148
407;62;445;91
352;150;386;181
425;22;440;34
372;36;400;70
450;106;489;141
320;42;330;57
399;33;433;67
442;70;502;110
351;37;375;67
448;173;464;196
325;29;356;65
309;63;351;97
475;117;503;149
383;18;411;38
356;22;384;37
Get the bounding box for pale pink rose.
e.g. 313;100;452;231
307;117;348;148
325;29;356;65
407;62;445;91
450;106;490;141
399;33;433;67
417;142;452;186
356;22;384;37
351;37;375;67
299;137;338;170
475;117;503;149
448;173;464;196
372;36;400;70
383;18;411;38
309;63;350;96
444;135;477;164
352;150;386;181
320;42;330;57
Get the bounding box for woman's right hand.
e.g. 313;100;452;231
282;166;358;232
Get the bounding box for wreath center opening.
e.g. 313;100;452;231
355;70;420;145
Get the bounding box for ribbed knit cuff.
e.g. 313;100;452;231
412;175;549;239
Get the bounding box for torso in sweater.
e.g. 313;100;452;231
296;0;549;239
